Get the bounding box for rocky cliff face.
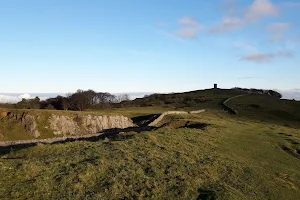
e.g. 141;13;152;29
1;111;135;140
49;115;80;136
21;114;40;138
48;114;135;135
6;112;40;138
82;115;135;134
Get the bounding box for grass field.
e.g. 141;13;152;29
1;110;300;199
226;94;300;129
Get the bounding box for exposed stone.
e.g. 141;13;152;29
189;110;206;114
49;115;80;136
21;114;40;138
82;115;135;134
7;112;20;120
5;112;40;138
149;111;189;126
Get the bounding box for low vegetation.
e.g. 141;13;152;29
1;111;300;199
0;88;299;199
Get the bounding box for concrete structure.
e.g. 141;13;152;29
214;84;218;89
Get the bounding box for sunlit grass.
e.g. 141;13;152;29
1;111;300;199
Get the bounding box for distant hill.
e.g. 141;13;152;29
120;88;300;128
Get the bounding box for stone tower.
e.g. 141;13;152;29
214;84;217;89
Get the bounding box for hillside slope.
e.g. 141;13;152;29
226;94;300;128
1;111;300;199
125;89;244;111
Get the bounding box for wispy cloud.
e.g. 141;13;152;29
210;0;280;34
155;29;187;43
280;1;300;8
0;94;31;103
267;22;291;32
178;17;199;26
238;76;260;79
277;50;293;57
157;22;167;27
266;22;292;42
241;50;294;63
233;41;258;52
245;0;279;22
241;53;274;63
210;17;244;34
176;16;204;39
221;0;239;16
177;28;198;39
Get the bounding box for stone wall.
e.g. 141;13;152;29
189;110;206;114
222;95;248;115
149;110;206;126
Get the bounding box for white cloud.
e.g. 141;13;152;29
276;89;300;100
210;17;244;34
178;17;199;26
222;0;239;16
210;0;279;34
19;93;31;99
246;0;279;22
266;22;292;42
0;94;50;103
241;50;294;63
0;94;31;103
155;29;187;43
277;50;293;57
267;22;291;32
177;28;198;39
177;16;204;39
234;41;258;52
242;53;274;63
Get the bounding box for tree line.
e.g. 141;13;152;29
14;89;130;111
231;87;282;99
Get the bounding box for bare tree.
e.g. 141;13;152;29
116;94;130;103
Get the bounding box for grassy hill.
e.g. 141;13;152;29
124;89;244;111
1;111;300;199
226;94;300;128
1;88;300;199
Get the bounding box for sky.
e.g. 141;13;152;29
0;0;300;100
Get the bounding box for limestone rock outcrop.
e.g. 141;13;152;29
5;112;40;138
21;114;40;138
48;114;135;135
49;115;80;136
82;115;135;134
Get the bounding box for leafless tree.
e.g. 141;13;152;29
116;94;130;103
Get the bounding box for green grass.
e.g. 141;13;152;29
226;94;300;128
1;111;300;199
128;89;243;111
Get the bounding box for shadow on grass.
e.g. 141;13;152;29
179;121;210;130
0;126;157;155
131;114;160;127
197;189;216;200
280;145;300;160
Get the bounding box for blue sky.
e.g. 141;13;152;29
0;0;299;96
